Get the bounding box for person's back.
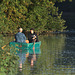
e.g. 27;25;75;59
15;32;26;43
15;28;26;43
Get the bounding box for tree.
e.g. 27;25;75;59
0;0;29;33
0;0;72;33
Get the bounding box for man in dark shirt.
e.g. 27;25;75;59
28;28;39;67
15;28;26;43
28;28;39;43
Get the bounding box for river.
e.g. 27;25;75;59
0;33;75;75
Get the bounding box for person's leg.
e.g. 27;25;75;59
31;58;34;67
17;53;22;71
22;53;26;64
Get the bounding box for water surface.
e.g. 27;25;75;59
1;33;75;75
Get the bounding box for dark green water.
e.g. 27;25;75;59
1;33;75;75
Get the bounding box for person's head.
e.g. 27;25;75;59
19;28;23;32
30;28;34;34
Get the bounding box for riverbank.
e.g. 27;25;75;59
37;30;75;35
1;30;75;36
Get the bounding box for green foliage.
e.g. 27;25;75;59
0;0;72;33
0;34;19;75
0;47;19;75
45;12;66;31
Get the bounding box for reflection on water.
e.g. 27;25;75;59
54;34;75;66
1;34;75;75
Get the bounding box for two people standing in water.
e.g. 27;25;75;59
15;28;39;70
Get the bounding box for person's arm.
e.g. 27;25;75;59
23;34;29;43
23;34;26;42
35;33;39;42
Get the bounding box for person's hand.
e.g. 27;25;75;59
34;36;36;38
25;40;29;43
32;37;35;39
32;36;36;39
14;39;15;41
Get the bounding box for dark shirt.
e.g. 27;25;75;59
15;32;26;43
28;32;39;43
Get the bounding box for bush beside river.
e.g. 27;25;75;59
0;35;19;75
0;48;19;75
